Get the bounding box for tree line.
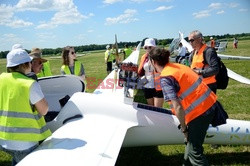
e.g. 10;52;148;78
0;33;249;59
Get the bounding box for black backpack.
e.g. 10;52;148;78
203;47;229;90
215;57;229;89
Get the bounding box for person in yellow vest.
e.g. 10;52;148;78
27;48;50;81
30;48;52;78
138;38;164;107
188;30;219;94
61;46;86;81
148;47;226;166
104;45;114;75
123;44;132;60
0;45;51;165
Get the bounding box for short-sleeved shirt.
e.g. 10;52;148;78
143;60;154;88
160;76;180;101
0;81;44;151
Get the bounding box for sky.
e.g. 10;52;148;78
0;0;250;51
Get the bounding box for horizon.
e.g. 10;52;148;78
0;0;250;51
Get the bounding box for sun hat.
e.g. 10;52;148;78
106;45;110;49
12;44;23;50
7;46;32;67
29;48;47;63
143;38;156;48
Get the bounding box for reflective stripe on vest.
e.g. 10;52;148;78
160;63;217;124
138;53;161;91
37;61;52;78
61;61;81;76
190;44;216;85
0;72;51;141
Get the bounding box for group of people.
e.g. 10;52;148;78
1;29;225;166
0;45;86;165
138;30;224;165
105;44;133;74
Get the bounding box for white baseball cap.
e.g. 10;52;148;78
143;38;156;48
106;45;110;49
7;46;32;67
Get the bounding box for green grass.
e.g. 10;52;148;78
0;41;250;165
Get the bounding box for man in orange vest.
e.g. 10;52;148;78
189;30;220;94
148;47;225;166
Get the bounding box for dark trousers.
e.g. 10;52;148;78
183;109;215;166
207;83;217;94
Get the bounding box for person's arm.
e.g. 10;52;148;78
161;77;188;138
80;63;86;80
171;99;188;139
30;82;49;116
34;98;49;116
201;48;219;78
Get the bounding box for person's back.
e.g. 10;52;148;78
124;44;132;59
0;45;51;165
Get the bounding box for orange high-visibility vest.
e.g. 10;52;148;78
160;63;217;124
190;44;216;85
138;53;161;91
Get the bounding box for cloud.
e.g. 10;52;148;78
239;8;248;12
216;10;225;14
147;5;173;12
193;10;210;19
228;3;239;8
103;0;123;4
0;0;88;29
130;0;147;3
0;33;25;49
37;32;56;41
208;3;222;9
105;9;138;25
154;0;172;2
5;19;33;28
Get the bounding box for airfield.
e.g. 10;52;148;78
0;39;249;165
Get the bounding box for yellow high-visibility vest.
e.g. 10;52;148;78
37;61;52;78
0;72;51;141
61;61;82;76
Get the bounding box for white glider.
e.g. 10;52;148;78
18;41;250;166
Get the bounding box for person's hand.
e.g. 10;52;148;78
184;132;188;145
192;68;200;75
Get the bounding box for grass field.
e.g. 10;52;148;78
0;40;249;165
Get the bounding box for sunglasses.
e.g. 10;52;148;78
144;46;152;50
71;52;75;54
188;39;195;43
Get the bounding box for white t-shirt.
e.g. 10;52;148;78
178;46;187;57
143;60;154;88
0;82;44;150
